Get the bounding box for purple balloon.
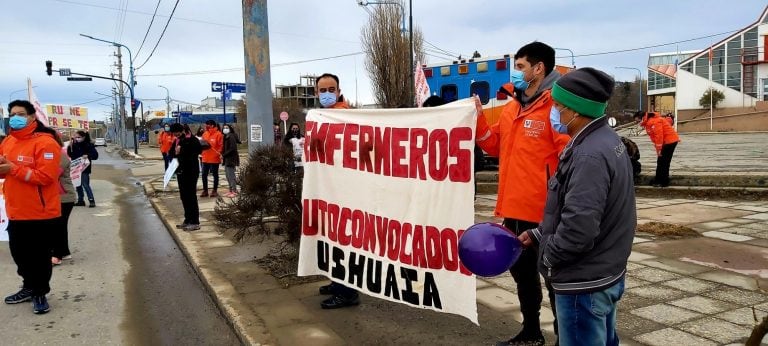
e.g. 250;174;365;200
459;223;523;277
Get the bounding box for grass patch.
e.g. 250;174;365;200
637;222;699;239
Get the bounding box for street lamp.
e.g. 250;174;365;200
554;48;575;68
359;0;414;106
158;85;170;119
9;86;36;102
79;33;138;154
615;66;643;112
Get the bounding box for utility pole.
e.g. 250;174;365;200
242;1;274;151
115;47;127;148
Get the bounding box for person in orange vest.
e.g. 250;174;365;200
200;120;224;197
311;73;359;310
475;42;570;346
158;123;175;171
0;100;62;314
634;111;680;187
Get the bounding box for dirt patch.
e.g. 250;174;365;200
637;222;699;239
254;252;325;287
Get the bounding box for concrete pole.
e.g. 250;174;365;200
242;0;274;151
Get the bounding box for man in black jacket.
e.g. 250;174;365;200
520;68;636;346
168;123;203;231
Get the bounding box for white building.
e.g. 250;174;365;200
648;5;768;131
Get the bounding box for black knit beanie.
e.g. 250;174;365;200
551;67;615;118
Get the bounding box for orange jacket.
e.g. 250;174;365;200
476;89;570;223
329;97;350;109
641;112;680;156
0;121;62;220
201;128;224;164
158;131;174;154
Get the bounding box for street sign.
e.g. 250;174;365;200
67;77;92;81
279;111;289;121
59;68;71;77
211;82;246;93
226;83;246;93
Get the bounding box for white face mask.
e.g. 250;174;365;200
223;128;230;134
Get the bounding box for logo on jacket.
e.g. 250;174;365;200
523;119;545;138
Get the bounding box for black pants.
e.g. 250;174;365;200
8;219;56;296
162;152;170;171
654;141;678;187
201;163;220;192
52;202;75;259
178;171;200;225
503;218;557;335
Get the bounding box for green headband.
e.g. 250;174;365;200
551;83;607;118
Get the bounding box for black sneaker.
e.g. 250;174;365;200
88;200;96;208
74;201;86;207
318;283;334;295
496;331;545;346
175;223;189;229
4;288;33;304
32;296;50;314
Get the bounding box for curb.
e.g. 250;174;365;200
142;178;275;346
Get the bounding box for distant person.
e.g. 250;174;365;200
0;100;62;314
168;123;202;231
474;42;569;346
312;73;359;310
634;111;680;187
273;122;283;144
283;122;305;173
200;120;223;197
67;130;98;208
158;123;175;170
621;136;642;183
519;67;636;346
221;123;241;197
53;133;76;266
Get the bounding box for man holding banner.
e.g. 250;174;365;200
475;42;570;346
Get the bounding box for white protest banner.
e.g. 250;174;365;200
69;157;90;187
297;98;479;323
45;104;89;130
414;61;431;107
28;78;50;127
0;180;7;241
163;159;179;190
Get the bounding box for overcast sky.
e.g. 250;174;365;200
2;0;766;121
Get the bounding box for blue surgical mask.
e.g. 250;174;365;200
9;115;28;130
550;106;568;134
510;69;530;91
164;126;170;131
319;92;337;108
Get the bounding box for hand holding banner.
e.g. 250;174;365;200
69;157;90;187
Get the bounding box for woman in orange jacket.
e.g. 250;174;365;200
158;123;175;170
635;111;680;187
200;120;223;197
0;100;62;314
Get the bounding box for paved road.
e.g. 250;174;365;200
0;148;240;345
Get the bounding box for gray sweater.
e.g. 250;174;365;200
532;117;637;294
59;154;77;204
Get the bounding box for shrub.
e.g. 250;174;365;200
699;88;725;109
213;143;303;245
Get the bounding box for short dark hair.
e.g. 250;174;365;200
514;42;556;75
316;73;340;86
8;100;35;115
169;123;184;133
422;95;447;107
205;119;217;126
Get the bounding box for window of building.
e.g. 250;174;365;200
681;61;693;73
441;84;458;102
744;27;758;48
713;46;726;85
695;56;709;80
470;81;490;105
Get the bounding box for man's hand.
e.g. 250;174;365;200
175;145;181;155
518;230;534;248
0;156;7;164
473;95;484;116
0;163;13;175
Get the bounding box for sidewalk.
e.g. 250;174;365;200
138;158;768;345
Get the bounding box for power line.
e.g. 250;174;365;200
571;29;738;58
74;96;112;106
135;0;163;59
136;52;365;77
135;0;181;70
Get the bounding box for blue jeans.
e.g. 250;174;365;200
76;172;95;202
555;277;625;346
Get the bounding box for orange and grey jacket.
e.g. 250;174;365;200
0;121;62;220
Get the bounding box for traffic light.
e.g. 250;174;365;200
130;99;137;115
45;60;52;76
